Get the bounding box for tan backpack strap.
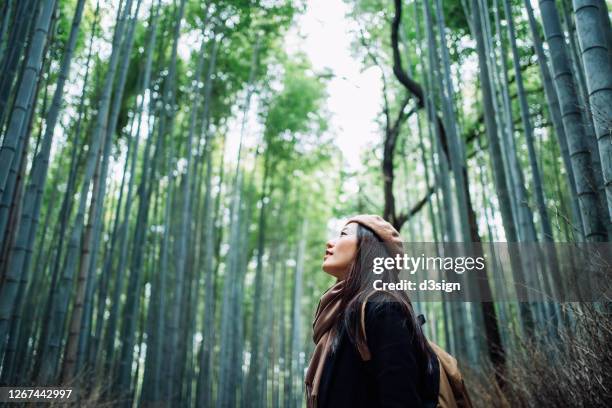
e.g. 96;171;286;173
429;341;474;408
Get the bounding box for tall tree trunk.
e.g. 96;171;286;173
100;0;160;376
37;0;132;385
0;0;13;69
492;0;549;324
432;0;472;241
493;0;540;248
538;0;607;242
140;173;167;405
59;148;103;384
289;218;306;408
167;15;208;402
66;0;143;383
503;0;565;309
394;0;504;376
560;0;611;236
0;0;48;250
0;0;65;362
418;7;456;242
32;18;97;380
245;148;270;405
217;36;260;407
523;0;584;238
115;0;185;400
469;0;537;337
0;0;37;131
503;0;553;243
572;0;612;219
259;243;278;407
128;2;163;402
194;37;222;408
0;0;56;204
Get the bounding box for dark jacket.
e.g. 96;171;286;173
316;300;439;408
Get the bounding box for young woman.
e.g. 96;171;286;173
305;214;439;408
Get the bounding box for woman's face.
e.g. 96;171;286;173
322;222;358;280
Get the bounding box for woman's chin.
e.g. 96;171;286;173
321;263;334;275
322;264;344;280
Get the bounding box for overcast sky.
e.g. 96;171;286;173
285;0;383;171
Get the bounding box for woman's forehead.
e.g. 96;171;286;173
325;219;358;239
342;222;358;233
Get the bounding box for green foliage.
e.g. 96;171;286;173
262;55;328;155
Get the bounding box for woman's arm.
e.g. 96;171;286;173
365;301;424;408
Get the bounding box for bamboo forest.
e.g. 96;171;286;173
0;0;611;406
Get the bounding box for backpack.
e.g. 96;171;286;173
359;297;473;408
428;340;473;408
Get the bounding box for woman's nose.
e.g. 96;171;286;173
326;240;334;249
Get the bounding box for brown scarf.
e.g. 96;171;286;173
305;280;345;408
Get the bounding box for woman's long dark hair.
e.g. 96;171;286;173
338;223;434;370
